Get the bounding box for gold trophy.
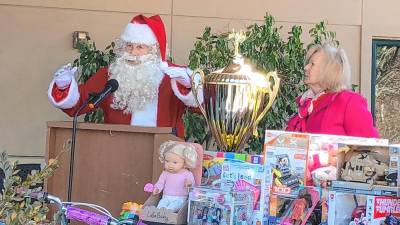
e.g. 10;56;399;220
191;31;280;152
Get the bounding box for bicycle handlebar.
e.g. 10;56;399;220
67;206;110;225
28;192;134;225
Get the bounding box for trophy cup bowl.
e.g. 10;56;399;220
191;56;280;152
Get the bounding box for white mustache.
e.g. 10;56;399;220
120;52;159;65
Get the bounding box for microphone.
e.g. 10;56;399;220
88;79;119;109
67;79;118;202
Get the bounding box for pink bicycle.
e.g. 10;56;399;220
29;192;138;225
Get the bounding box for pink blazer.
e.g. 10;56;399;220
286;90;379;138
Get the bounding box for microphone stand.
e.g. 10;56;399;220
67;95;95;202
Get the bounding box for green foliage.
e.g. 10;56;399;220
73;38;116;123
186;14;338;153
309;21;338;47
0;151;60;225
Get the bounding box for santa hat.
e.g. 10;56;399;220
120;14;167;61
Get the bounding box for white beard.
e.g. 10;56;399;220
108;53;164;114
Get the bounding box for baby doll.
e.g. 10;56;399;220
152;140;198;212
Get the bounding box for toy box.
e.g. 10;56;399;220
268;187;320;225
331;142;398;196
220;160;269;224
140;194;188;224
388;145;399;194
187;186;253;225
264;130;309;195
365;196;400;225
202;151;264;188
327;191;369;225
307;134;388;188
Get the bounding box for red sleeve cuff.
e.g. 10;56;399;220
176;82;190;95
51;84;71;102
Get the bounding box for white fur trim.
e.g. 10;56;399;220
121;23;157;45
171;79;204;107
47;76;80;109
130;99;158;127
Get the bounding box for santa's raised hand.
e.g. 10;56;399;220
160;61;192;88
54;63;78;90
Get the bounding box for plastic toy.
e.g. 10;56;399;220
144;183;154;193
311;166;337;187
272;154;302;189
118;202;143;221
151;141;198;212
341;153;388;184
348;194;368;225
382;214;400;225
279;188;320;225
386;171;398;187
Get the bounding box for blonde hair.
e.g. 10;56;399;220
305;42;351;92
158;141;198;169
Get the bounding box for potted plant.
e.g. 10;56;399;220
0;151;60;225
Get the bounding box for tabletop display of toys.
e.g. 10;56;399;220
122;131;398;225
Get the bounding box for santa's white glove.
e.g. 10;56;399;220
54;63;78;90
160;62;192;88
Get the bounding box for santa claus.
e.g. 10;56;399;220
48;14;202;138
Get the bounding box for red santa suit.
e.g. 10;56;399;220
48;15;201;138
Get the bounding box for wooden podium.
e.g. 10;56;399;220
45;121;181;216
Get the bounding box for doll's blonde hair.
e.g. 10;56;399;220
158;141;198;169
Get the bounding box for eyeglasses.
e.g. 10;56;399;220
124;43;150;52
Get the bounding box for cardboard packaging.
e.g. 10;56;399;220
220;161;269;224
187;186;253;225
365;195;400;225
331;142;398;196
140;195;188;224
328;191;369;225
264;130;310;196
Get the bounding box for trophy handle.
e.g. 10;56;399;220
190;69;208;119
254;71;280;128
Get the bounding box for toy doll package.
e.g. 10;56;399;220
188;187;253;225
268;187;320;225
220;161;269;224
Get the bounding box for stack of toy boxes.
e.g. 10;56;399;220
264;131;310;225
363;146;400;224
329;193;400;224
199;151;267;224
311;134;392;224
264;131;391;225
328;139;400;225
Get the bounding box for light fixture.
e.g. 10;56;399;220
72;31;89;49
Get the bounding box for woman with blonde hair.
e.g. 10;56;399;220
286;42;378;137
